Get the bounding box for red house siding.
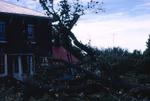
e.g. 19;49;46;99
52;46;78;63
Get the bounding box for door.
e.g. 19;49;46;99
7;55;23;80
0;54;8;77
0;54;5;76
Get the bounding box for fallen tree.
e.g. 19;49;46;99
1;56;150;101
3;0;149;100
20;58;150;100
23;0;150;99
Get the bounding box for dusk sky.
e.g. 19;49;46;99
4;0;150;52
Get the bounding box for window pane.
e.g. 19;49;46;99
22;56;28;73
13;56;19;73
27;24;34;40
0;55;4;73
0;21;6;41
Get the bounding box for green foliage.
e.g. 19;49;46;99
39;0;103;26
141;35;150;73
137;57;150;73
93;47;142;75
144;35;150;57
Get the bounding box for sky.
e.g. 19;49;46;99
4;0;150;52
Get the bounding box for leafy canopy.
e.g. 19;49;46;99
39;0;104;28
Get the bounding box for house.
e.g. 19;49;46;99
0;0;51;80
0;1;79;80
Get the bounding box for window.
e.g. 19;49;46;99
12;56;19;73
27;24;34;41
0;55;4;73
0;21;6;41
22;55;34;74
27;55;34;74
22;56;28;73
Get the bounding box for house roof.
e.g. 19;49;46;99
0;0;48;18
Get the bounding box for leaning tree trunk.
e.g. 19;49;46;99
56;25;150;99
